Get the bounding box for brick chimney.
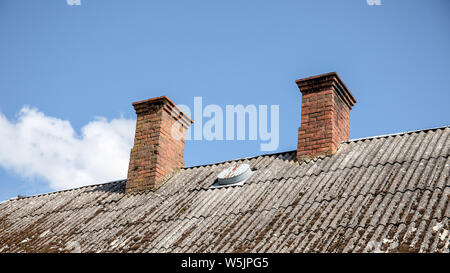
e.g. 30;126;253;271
126;96;193;193
296;72;356;162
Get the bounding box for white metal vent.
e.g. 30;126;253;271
211;163;253;188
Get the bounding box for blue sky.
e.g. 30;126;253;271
0;0;449;201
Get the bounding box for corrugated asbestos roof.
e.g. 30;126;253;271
0;126;449;253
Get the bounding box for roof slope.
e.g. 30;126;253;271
0;126;449;253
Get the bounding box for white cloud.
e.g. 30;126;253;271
0;106;136;190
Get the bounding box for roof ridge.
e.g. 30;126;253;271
345;125;449;143
184;150;297;170
0;179;127;203
1;125;447;203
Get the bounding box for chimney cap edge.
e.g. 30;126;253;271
295;72;356;107
132;96;193;124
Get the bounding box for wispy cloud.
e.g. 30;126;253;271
0;107;135;190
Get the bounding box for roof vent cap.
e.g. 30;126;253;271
216;163;252;186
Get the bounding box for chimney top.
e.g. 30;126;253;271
296;72;356;110
132;96;193;127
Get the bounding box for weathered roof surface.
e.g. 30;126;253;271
0;126;449;253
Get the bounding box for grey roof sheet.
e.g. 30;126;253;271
0;126;449;253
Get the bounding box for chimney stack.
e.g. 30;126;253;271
296;72;356;162
126;96;193;193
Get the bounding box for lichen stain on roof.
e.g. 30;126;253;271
0;126;449;253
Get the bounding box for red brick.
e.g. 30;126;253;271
296;72;356;162
126;96;193;193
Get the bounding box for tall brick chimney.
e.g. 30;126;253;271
296;72;356;162
126;96;193;193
